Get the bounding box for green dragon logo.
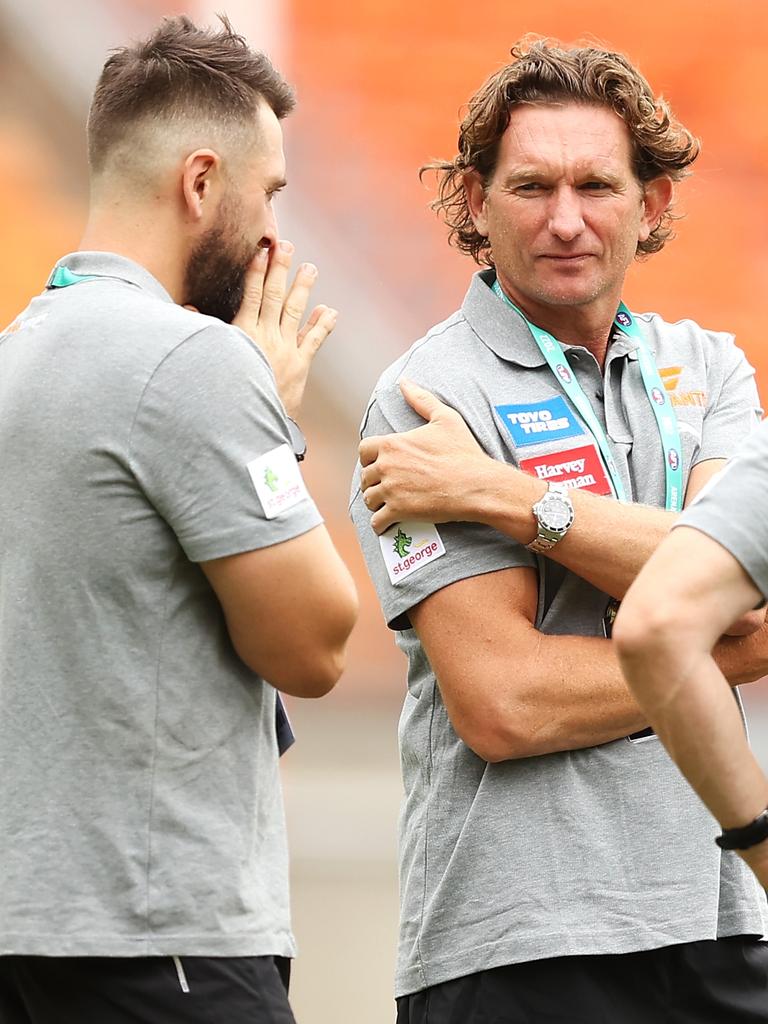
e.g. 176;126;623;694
393;528;412;559
264;467;279;492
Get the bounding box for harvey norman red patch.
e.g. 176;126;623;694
519;443;612;496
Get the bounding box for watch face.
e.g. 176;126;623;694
540;494;572;531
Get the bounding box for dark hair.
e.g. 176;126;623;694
422;38;700;264
87;15;295;173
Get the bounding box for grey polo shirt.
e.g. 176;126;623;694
350;270;768;997
0;252;322;957
678;417;768;596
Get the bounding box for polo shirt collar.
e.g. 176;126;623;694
462;269;646;364
462;270;545;366
46;252;174;304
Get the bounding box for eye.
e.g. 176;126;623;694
516;182;546;194
581;180;611;192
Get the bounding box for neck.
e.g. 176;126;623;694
496;274;620;368
79;196;187;303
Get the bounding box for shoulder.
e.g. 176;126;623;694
373;309;469;391
637;312;742;363
361;308;487;434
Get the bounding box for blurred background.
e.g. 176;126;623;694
2;1;767;1020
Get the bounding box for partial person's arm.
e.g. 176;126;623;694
360;381;722;601
202;528;358;698
411;561;768;764
207;242;356;696
613;527;768;886
168;242;358;696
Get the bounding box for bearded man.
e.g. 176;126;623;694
0;16;357;1023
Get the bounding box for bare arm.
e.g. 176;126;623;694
614;526;768;885
360;380;731;601
410;561;768;764
199;243;358;696
202;526;358;698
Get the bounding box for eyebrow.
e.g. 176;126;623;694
500;165;623;188
266;178;287;192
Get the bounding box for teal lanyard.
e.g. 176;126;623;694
492;280;683;511
47;266;99;288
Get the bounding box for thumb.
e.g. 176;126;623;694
399;379;447;422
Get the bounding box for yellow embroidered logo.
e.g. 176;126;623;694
658;366;706;408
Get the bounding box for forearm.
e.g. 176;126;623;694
644;651;768;828
446;624;768;764
713;621;768;684
618;632;768;884
444;632;649;762
474;460;675;599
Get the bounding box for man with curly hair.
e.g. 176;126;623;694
351;40;768;1022
0;15;358;1024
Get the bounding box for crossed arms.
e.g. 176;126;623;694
358;381;768;762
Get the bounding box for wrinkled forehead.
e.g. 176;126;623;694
498;101;636;177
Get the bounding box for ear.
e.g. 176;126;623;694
638;175;674;243
463;170;489;237
181;149;222;222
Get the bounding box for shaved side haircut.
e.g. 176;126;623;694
87;14;295;177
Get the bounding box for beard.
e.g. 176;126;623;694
183;206;257;324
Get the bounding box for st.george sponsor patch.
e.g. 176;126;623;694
247;443;309;519
519;443;612;496
379;521;445;586
495;396;584;448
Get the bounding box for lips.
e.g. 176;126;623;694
539;253;596;261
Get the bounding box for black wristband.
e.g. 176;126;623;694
715;808;768;851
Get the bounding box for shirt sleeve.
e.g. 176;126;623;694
695;336;762;465
350;381;536;630
128;324;322;562
676;418;768;598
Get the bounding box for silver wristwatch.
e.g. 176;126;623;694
527;482;575;554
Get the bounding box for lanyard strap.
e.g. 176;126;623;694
47;266;99;288
491;280;683;511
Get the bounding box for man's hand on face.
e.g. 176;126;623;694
359;380;496;533
233;241;337;419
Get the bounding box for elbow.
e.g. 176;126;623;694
457;711;544;763
234;584;358;699
613;599;679;667
238;641;349;699
283;645;349;699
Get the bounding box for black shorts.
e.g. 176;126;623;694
0;954;295;1024
396;937;768;1024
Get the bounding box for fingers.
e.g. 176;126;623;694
298;305;337;358
371;505;397;535
233;247;269;330
259;240;294;326
361;482;384;512
360;462;382;493
399;379;446;423
359;435;383;468
281;263;317;334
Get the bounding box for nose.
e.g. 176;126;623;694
259;207;279;251
547;186;585;242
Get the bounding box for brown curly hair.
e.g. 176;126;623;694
422;38;700;265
